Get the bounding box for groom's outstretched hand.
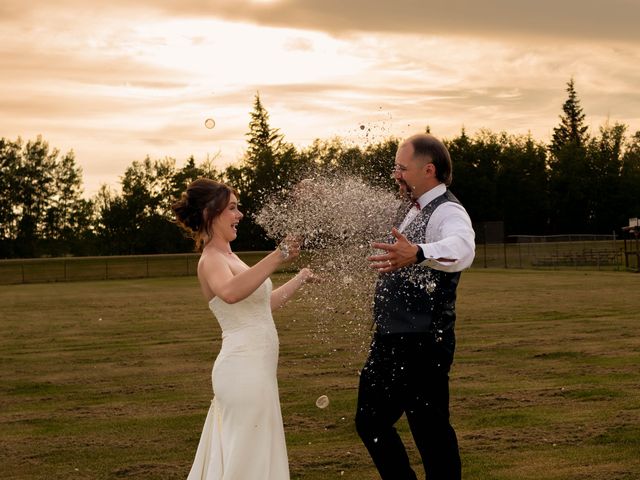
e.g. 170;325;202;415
368;228;420;273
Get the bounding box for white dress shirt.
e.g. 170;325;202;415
398;184;475;272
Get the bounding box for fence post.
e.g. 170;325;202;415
503;242;507;269
105;259;108;280
518;243;522;269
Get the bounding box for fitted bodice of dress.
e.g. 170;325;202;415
208;278;278;354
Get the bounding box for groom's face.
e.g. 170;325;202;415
393;143;430;199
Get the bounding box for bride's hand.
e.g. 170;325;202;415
277;235;302;262
297;267;319;284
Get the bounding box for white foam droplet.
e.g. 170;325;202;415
315;395;330;409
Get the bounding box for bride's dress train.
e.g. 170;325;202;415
187;278;289;480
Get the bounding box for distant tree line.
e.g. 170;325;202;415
1;80;639;258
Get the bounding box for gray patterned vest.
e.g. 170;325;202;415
373;190;462;353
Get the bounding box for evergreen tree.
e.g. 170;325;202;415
551;78;589;153
243;92;287;201
548;79;592;233
225;93;297;250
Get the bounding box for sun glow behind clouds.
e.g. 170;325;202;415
2;2;638;199
128;19;372;88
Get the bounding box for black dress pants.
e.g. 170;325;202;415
355;332;461;480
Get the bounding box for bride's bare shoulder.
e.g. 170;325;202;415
198;250;231;275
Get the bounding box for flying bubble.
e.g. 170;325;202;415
204;118;215;129
315;395;330;409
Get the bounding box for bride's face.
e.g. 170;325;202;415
212;193;243;241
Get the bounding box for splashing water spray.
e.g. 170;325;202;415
256;174;401;358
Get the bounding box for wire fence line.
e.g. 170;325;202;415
0;240;631;285
0;253;199;285
474;240;625;270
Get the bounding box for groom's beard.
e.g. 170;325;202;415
397;180;414;200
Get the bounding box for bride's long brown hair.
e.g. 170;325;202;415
172;178;238;251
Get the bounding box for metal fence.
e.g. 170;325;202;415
474;239;625;270
0;240;630;285
0;252;273;285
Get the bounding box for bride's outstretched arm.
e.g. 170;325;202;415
271;268;314;310
199;249;289;304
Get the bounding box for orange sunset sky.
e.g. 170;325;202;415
1;0;639;196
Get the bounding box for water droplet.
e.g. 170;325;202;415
315;395;330;409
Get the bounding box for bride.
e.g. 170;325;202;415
173;178;313;480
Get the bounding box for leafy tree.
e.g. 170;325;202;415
170;155;220;203
94;156;210;254
15;137;58;256
362;138;398;190
445;129;501;226
294;136;396;190
586;122;627;232
0;136;92;257
0;138;21;256
42;150;93;254
496;134;549;235
446;130;550;236
620;131;640;226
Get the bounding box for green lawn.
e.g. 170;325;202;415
1;269;639;479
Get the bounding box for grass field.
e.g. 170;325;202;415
1;269;639;479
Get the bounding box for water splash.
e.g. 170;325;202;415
256;175;401;355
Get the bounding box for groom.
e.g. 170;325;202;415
355;133;475;480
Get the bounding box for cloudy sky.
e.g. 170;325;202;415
2;0;639;196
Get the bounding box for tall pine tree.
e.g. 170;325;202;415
548;79;592;233
551;78;589;153
226;93;289;250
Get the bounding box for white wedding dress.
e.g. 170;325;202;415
187;278;290;480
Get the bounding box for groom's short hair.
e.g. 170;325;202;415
406;134;452;186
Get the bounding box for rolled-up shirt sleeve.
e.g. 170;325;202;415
418;203;475;272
